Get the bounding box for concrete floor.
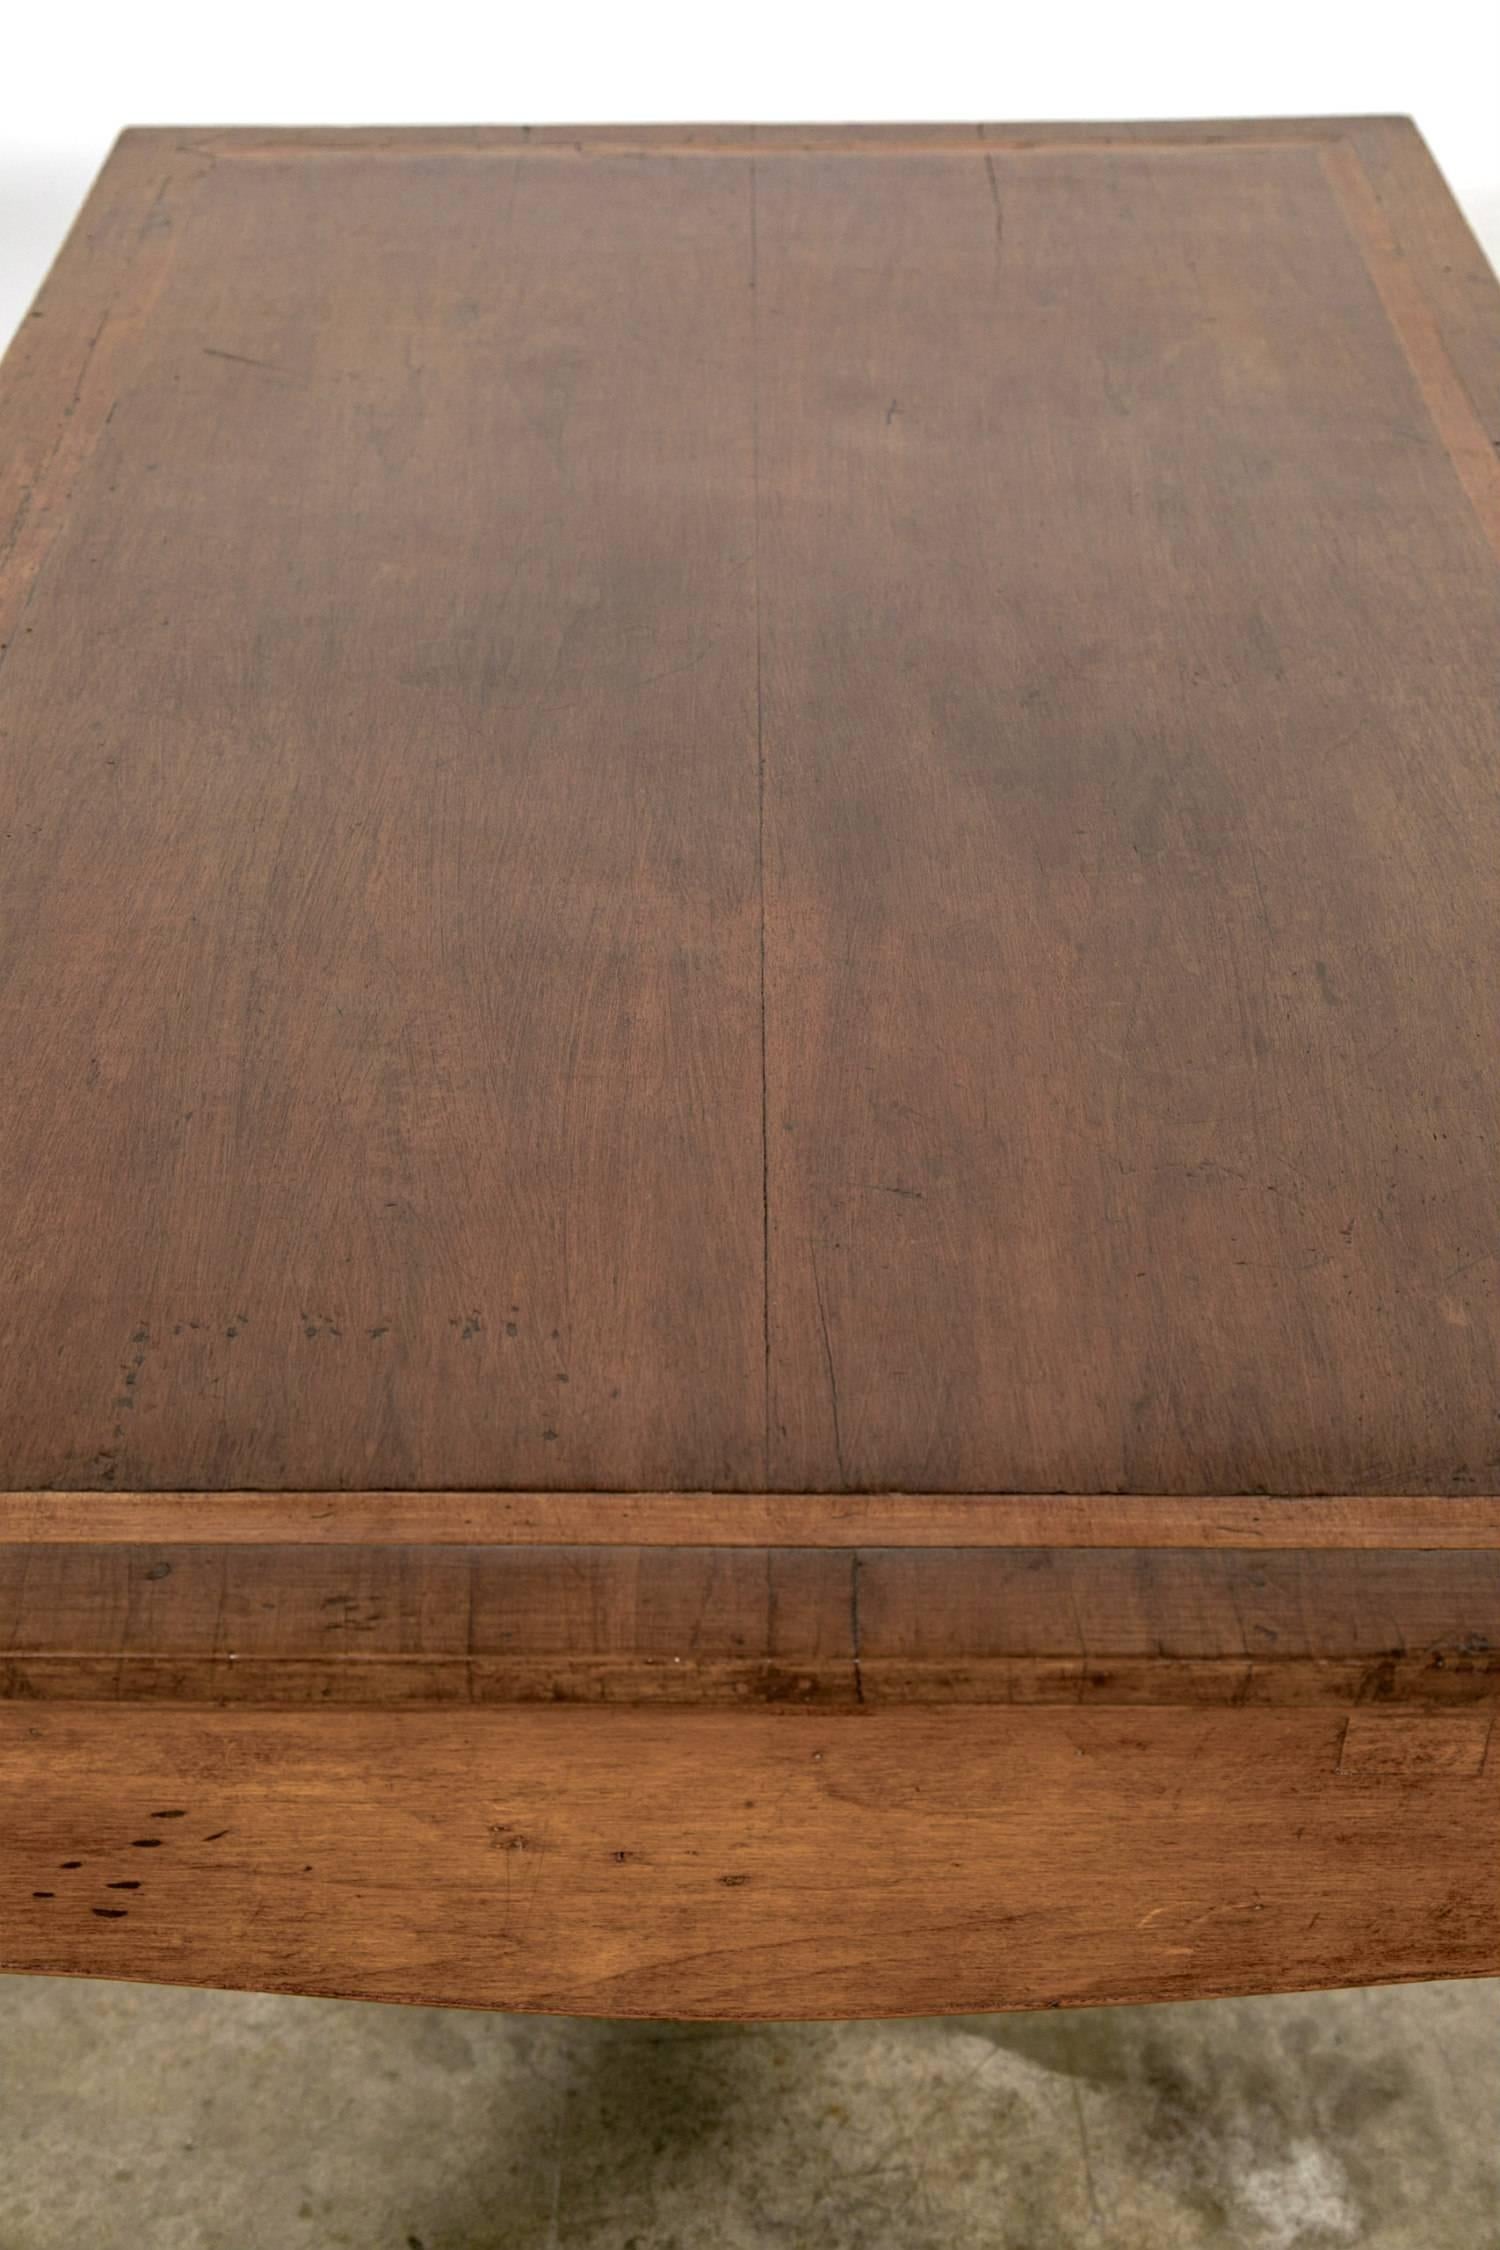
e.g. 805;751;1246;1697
0;1976;1494;2247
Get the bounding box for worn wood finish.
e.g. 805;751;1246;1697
3;1703;1495;2018
2;131;766;1495
757;135;1500;1494
3;118;1499;1499
3;119;1500;2014
2;1543;1496;1708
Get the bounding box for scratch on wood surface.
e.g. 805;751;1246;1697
983;152;1005;269
850;1551;865;1703
810;1251;848;1485
201;345;297;378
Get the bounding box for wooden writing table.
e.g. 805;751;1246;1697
1;120;1497;2017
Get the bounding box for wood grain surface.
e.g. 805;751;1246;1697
1;1541;1495;1708
756;134;1500;1495
4;120;1500;2016
2;130;767;1495
2;118;1498;1503
5;1489;1500;1547
3;1702;1495;2016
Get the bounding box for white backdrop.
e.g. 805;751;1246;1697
3;0;1498;344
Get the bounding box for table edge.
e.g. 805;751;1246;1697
3;1489;1499;1546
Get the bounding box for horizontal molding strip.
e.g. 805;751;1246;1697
3;1541;1496;1709
2;1492;1498;1547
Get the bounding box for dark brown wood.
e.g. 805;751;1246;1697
3;1703;1494;2017
3;119;1499;2014
2;129;765;1495
756;131;1500;1495
1;1542;1495;1708
3;118;1498;1503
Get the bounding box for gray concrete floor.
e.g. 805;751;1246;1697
0;1976;1494;2247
